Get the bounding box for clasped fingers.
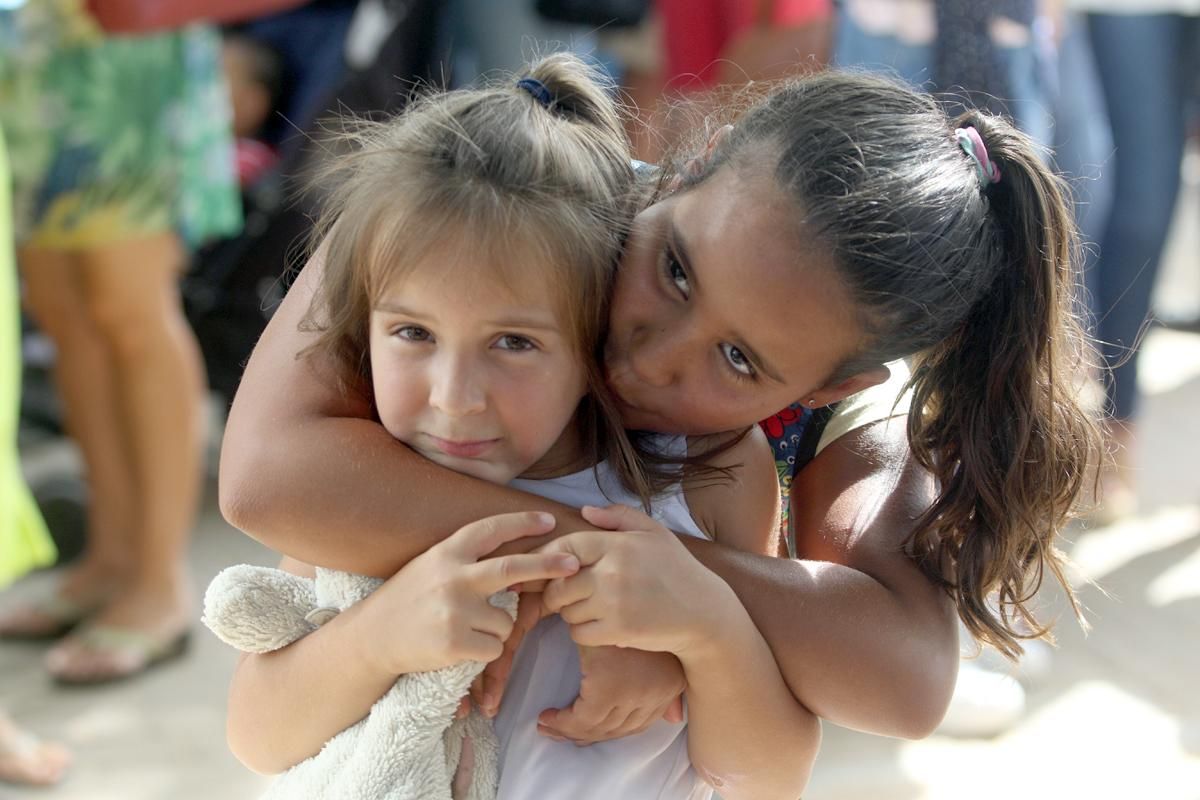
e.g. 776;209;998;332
542;568;598;614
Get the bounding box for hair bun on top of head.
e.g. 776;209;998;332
517;77;554;109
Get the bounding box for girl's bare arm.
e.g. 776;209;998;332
225;558;397;774
680;429;820;799
227;517;577;774
681;419;960;738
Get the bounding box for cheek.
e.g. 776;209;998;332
507;366;585;436
370;355;424;440
665;379;796;434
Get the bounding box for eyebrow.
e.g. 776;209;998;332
668;219;786;385
373;301;563;332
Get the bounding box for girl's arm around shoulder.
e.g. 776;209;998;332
678;428;819;800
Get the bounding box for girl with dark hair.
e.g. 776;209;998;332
220;67;1099;765
226;54;818;799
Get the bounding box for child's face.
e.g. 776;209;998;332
369;243;590;485
222;40;271;139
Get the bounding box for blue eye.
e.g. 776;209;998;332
720;343;755;377
396;325;432;342
496;334;535;351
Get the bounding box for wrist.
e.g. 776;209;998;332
342;598;409;679
674;578;751;665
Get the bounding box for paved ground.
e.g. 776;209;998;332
2;165;1198;800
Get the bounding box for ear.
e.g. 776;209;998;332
808;364;892;408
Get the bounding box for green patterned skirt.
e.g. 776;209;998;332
0;0;241;250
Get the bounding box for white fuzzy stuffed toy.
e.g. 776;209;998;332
203;564;515;800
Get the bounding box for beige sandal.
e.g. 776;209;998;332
0;593;97;641
48;624;192;686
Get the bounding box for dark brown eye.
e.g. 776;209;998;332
721;343;755;377
666;251;689;296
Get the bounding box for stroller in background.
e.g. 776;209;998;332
185;0;445;402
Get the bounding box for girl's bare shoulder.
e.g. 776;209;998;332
683;428;781;556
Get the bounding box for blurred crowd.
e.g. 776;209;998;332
1;0;1197;788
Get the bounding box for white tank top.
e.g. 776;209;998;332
497;445;713;800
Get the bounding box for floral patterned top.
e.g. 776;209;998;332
757;362;912;554
758;401;836;549
0;0;241;249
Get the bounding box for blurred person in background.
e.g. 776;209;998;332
441;0;596;84
833;0;1053;145
658;0;832;89
1069;0;1200;521
221;31;285;189
0;127;71;787
0;0;241;684
640;0;832;160
234;0;358;158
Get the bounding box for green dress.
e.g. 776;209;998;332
0;130;56;588
0;0;241;249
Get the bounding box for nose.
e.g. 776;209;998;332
627;327;685;389
428;351;487;417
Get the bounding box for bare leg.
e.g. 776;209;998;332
47;233;204;679
0;249;135;636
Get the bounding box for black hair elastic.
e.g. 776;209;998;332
516;77;553;108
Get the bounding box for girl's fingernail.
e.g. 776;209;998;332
557;555;580;571
536;512;555;526
482;693;495;710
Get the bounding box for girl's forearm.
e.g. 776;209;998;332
681;541;958;738
226;601;396;774
219;414;590;577
680;587;819;800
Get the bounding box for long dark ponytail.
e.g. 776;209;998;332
905;109;1097;656
679;71;1100;658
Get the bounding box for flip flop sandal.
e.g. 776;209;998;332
0;594;97;642
48;624;192;687
0;726;71;787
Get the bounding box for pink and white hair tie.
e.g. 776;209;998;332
955;126;1001;186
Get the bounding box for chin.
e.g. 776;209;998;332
420;451;512;484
